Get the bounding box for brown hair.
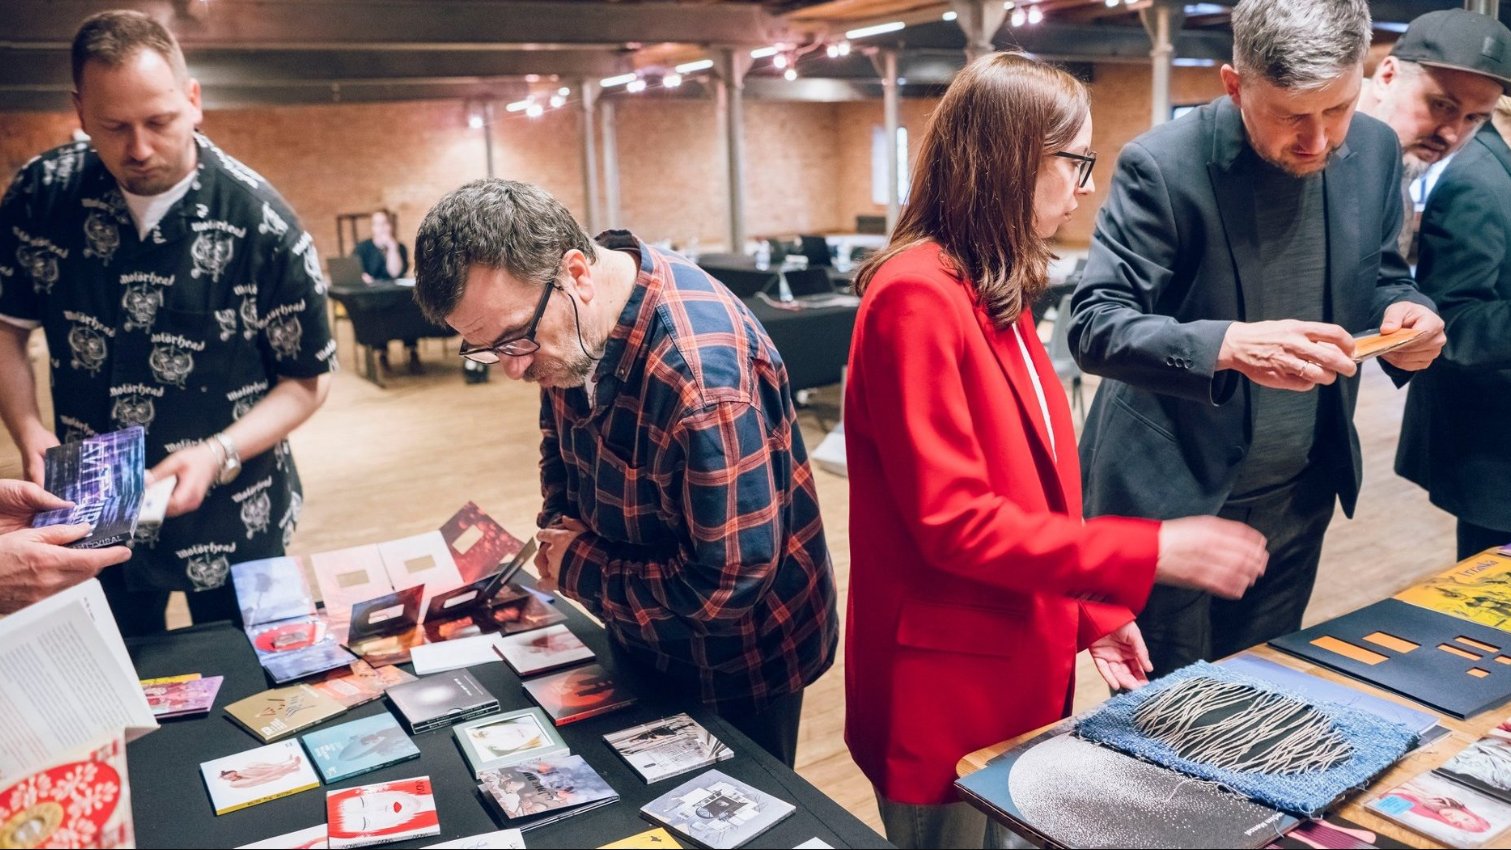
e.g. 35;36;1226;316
72;10;188;91
854;52;1089;328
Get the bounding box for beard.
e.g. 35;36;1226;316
1255;143;1341;177
1400;154;1432;185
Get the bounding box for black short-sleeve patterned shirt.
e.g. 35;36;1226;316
0;135;336;593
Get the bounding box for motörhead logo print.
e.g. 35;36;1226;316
186;554;231;590
258;202;288;237
240;490;271;539
239;297;259;339
16;243;62;294
214;308;238;341
265;314;302;361
83;211;121;264
148;342;195;387
281;490;302;549
110;393;157;430
189;230;235;281
121;284;164;331
133;522;161;549
66;324;108;375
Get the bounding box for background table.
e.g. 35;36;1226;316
327;282;456;387
956;644;1489;849
125;587;889;849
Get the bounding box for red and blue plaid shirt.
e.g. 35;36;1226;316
541;232;838;703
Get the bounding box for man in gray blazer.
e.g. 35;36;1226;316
1070;0;1446;675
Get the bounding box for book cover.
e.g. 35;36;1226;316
599;827;683;849
303;713;420;784
326;777;441;848
440;502;526;583
143;674;224;718
495;624;594;676
454;708;569;776
311;661;416;709
954;722;1300;849
477;754;619;824
640;769;796;850
31;427;145;549
1437;735;1511;807
524;663;638;726
1262;812;1410;849
200;740;320;815
1396;550;1511;631
264;640;360;685
1219;654;1438;735
1367;772;1511;848
606;713;733;784
423;829;525;849
237;824;329;849
232;556;316;627
225;684;347;743
385;670;499;733
0;733;133;849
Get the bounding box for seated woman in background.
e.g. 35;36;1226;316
842;52;1271;849
354;209;420;373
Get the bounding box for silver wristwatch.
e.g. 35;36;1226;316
208;431;241;485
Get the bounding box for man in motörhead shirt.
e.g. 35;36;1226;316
0;11;334;635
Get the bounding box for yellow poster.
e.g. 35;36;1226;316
1397;549;1511;631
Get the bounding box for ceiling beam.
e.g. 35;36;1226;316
2;0;793;50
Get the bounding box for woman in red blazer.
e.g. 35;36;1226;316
844;53;1271;849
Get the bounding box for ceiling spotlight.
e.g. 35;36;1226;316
1010;8;1026;26
525;74;540;83
600;73;637;88
558;86;571;96
838;40;851;56
773;52;788;69
1105;0;1119;5
626;78;647;93
750;46;779;59
467;114;484;129
549;94;566;108
663;73;682;88
1027;6;1043;24
943;10;957;21
676;58;715;74
525;103;544;118
783;67;798;82
826;44;839;58
844;21;904;39
505;98;533;112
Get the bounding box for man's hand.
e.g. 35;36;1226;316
1155;516;1269;600
1378;301;1446;372
535;517;587;593
1089;620;1154;692
147;441;221;518
19;430;59;486
1217;320;1357;391
0;523;130;614
0;479;71;533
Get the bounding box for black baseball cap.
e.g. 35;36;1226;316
1391;8;1511;93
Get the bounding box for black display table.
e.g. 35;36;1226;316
742;299;858;394
327;283;457;387
124;586;888;849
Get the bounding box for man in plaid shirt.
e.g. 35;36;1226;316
414;180;838;765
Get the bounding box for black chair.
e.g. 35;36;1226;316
703;265;780;299
798;235;832;268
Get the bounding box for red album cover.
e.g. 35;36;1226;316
250;619;322;655
325;776;440;848
523;663;638;725
0;735;132;849
441;502;525;583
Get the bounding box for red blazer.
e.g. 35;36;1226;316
843;242;1161;805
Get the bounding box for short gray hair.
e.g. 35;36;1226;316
413;179;597;323
72;10;188;91
1231;0;1372;90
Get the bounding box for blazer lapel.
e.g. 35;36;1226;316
1322;141;1360;326
972;304;1068;508
1208;98;1263;324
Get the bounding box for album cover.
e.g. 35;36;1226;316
301;713;419;784
477;754;619;827
1396;549;1511;631
386;669;499;733
31;426;145;549
490;589;566;635
454;708;569;776
345;586;426;665
310;544;390;617
1219;654;1439;735
598;827;683;848
264;640;359;685
524;663;638;726
0;733;134;849
143;674;224;718
1262;813;1411;849
311;661;416;709
605;713;733;783
1438;735;1511;807
326;777;441;848
247;615;328;659
1367;772;1511;848
640;769;796;850
232;556;317;626
441;501;526;583
422;571;515;642
200;739;320;815
237;824;329;849
225;684;347;743
410;633;504;675
495;624;594;676
376;531;463;611
423;830;525;849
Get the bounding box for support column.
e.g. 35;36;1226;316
713;47;753;252
1464;0;1500;18
950;0;1007;64
880;49;902;233
1141;3;1184;129
579;80;602;234
480;102;496;179
600;100;621;229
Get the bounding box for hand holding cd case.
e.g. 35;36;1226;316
31;427;146;548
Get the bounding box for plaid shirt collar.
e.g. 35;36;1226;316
593;230;663;390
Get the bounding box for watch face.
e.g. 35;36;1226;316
218;459;241;485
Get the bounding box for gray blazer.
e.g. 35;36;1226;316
1397;123;1511;530
1070;96;1433;521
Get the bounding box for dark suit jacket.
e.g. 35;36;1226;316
1070;96;1433;520
1397;123;1511;530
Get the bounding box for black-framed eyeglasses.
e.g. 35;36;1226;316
1053;150;1097;189
458;282;557;363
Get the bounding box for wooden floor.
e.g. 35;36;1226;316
0;321;1460;836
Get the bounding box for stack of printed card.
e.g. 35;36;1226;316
141;673;224;718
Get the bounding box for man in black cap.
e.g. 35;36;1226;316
1384;11;1511;560
1357;8;1511;259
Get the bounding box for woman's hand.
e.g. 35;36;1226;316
1089;620;1154;692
